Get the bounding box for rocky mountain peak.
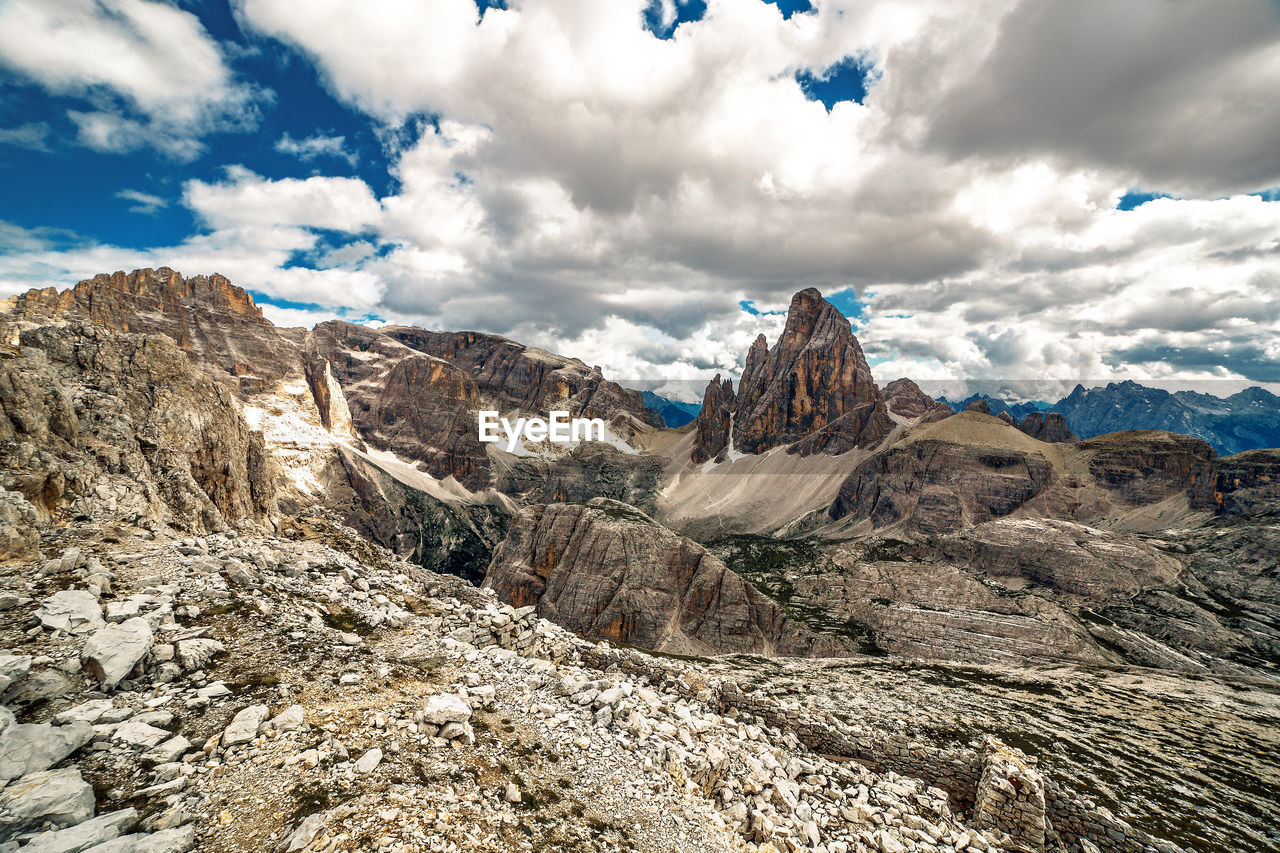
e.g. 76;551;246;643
691;288;893;461
2;267;291;388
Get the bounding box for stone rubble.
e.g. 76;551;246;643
0;514;1197;853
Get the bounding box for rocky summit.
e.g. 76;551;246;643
0;268;1277;853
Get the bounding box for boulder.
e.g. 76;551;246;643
38;590;105;635
20;807;137;853
82;618;153;689
221;704;268;747
0;708;94;782
421;694;472;726
0;768;95;841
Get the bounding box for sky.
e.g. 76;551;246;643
1;0;1278;402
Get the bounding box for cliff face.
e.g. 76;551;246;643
0;323;276;543
1079;430;1217;509
484;500;849;656
1018;412;1077;443
2;267;298;392
690;375;734;464
384;328;662;428
690;288;893;462
882;378;952;422
306;322;490;490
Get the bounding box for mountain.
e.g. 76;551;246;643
1052;380;1280;454
640;390;700;428
881;378;952;422
1;268;1278;853
938;393;1049;420
690;288;892;463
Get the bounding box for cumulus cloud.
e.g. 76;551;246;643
2;0;1278;389
0;0;265;158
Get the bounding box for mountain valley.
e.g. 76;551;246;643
0;268;1276;853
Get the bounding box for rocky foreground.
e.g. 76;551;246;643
0;513;1208;853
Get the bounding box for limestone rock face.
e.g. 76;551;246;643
828;414;1070;535
0;323;276;533
733;289;892;456
690;289;892;462
485;500;847;656
1018;412;1078;443
882;378;951;422
1080;430;1217;509
386;328;662;428
2;267;298;393
690;375;734;464
1212;449;1280;517
498;443;663;516
307;321;489;490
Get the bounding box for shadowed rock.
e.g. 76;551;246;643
485;499;850;656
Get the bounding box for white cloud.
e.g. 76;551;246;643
0;0;265;158
3;0;1279;388
183;166;383;233
274;132;359;167
115;189;168;215
0;122;51;152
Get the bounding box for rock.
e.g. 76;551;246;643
111;721;170;749
82;618;153;689
691;288;893;461
1081;431;1217;508
221;704;268;747
174;638;223;672
38;590;105;635
354;748;382;774
0;319;276;535
20;807;137;853
0;768;95;840
267;704;305;732
485;500;848;657
0;487;39;561
78;825;195;853
141;736;191;765
421;694;471;725
690;375;735;464
0;709;93;781
6;670;73;705
53;699;115;726
1018;412;1078;443
882;378;952;422
0;654;31;695
829;412;1066;534
504;782;521;803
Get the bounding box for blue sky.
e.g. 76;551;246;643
1;0;1278;399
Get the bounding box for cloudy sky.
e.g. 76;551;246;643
1;0;1278;400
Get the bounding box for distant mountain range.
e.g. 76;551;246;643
1052;381;1280;455
641;390;701;428
939;381;1279;455
937;393;1052;421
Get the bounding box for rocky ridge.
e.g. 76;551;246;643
691;289;893;463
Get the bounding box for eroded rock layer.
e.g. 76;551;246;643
485;500;849;656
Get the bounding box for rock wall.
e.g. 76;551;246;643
484;500;851;657
690;288;893;462
0;323;276;539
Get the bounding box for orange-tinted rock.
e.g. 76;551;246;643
690;288;892;461
882;378;951;421
690;374;734;464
